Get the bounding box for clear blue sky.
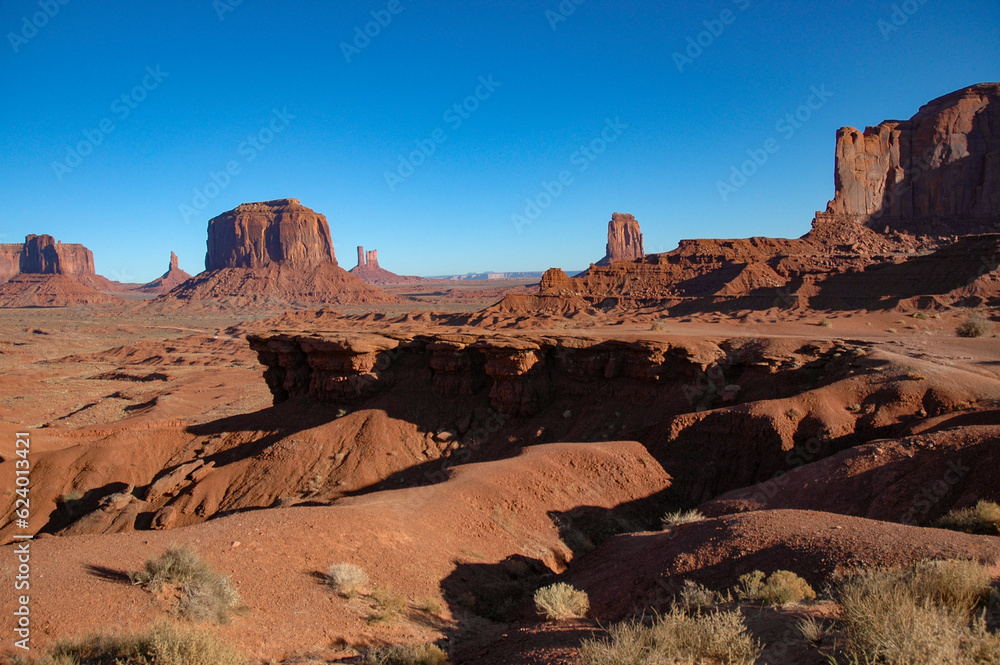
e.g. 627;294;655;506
1;0;997;281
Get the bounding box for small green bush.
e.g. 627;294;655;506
533;582;590;621
579;607;760;665
936;500;1000;536
130;546;241;624
325;562;370;597
363;643;449;665
957;314;993;338
735;569;815;606
13;622;244;665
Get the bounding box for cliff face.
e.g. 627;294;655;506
0;245;20;283
827;83;1000;234
596;213;644;266
205;199;337;271
16;234;96;276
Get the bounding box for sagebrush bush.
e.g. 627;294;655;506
936;500;1000;536
369;586;408;624
678;579;717;613
325;562;370;597
661;509;705;528
957;314;993;338
736;569;816;605
579;607;760;665
363;643;449;665
12;622;244;665
533;583;590;620
130;546;241;624
835;560;1000;664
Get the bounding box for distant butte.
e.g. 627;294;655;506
596;212;644;266
153;200;400;310
350;245;427;285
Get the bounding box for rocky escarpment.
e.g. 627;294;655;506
248;330;995;506
595;212;644;267
827;83;1000;235
0;234;97;278
534;213;1000;314
205;198;337;270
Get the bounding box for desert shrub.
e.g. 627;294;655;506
533;582;590;620
363;643;449;665
818;318;832;327
735;569;815;606
326;562;370;597
661;509;705;528
130;546;241;624
796;616;829;647
912;310;930;320
14;622;244;665
678;579;717;613
957;314;993;338
835;561;1000;664
936;500;1000;536
650;320;669;332
369;586;408;624
909;559;995;614
579;607;760;665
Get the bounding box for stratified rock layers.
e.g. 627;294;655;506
827;83;1000;235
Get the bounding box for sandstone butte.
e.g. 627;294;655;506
595;212;645;266
152;199;400;308
349;244;427;285
0;234;122;307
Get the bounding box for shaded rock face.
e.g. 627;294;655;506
205;199;337;271
16;234;96;275
597;213;644;266
827;83;1000;234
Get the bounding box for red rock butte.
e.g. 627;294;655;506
205;198;337;270
153;199;400;309
596;212;644;266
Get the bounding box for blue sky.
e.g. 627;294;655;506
1;0;997;281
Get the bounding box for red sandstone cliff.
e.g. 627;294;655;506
139;252;193;294
827;82;1000;235
350;245;427;285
